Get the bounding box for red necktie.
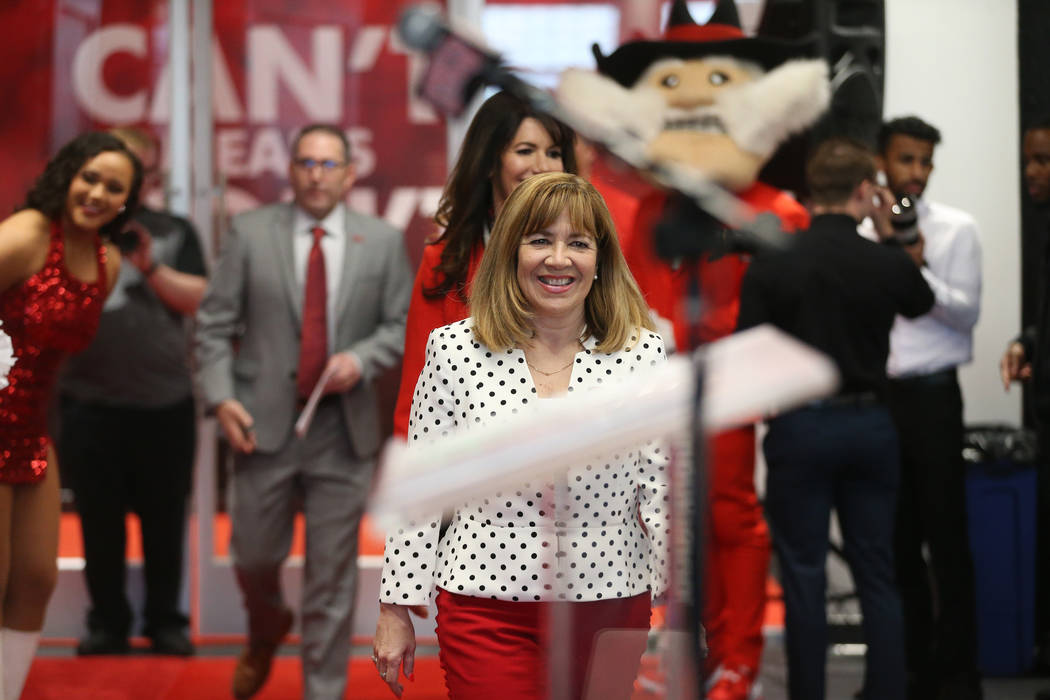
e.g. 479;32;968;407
297;226;328;398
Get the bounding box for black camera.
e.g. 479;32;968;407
111;227;141;254
890;195;920;245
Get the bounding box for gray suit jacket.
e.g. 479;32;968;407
194;202;411;456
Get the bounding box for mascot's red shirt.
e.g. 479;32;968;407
614;181;809;351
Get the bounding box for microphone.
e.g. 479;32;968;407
397;4;558;117
397;3;450;53
397;5;494;116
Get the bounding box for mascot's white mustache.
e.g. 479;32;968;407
558;59;831;161
714;59;831;159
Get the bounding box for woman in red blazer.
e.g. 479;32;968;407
392;91;577;437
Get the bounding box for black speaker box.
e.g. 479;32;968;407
756;0;885;196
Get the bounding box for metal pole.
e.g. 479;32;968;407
188;0;216;639
192;0;214;267
169;0;191;217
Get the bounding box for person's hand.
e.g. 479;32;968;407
373;603;429;698
1000;341;1032;390
123;220;155;274
323;352;361;394
216;399;256;453
903;231;925;267
870;185;896;241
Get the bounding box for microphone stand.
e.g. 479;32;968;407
652;195;723;700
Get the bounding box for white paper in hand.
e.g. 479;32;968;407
294;365;338;439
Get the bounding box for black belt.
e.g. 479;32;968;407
890;367;957;387
807;391;881;409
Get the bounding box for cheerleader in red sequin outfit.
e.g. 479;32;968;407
0;132;140;699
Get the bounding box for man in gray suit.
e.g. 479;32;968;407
195;124;411;700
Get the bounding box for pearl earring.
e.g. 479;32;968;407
119;205;126;213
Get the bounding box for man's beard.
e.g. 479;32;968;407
890;181;926;201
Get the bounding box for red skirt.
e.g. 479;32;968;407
435;589;651;700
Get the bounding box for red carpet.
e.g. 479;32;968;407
22;654;670;699
47;513;780;698
23;656;451;700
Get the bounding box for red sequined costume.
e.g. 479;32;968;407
0;221;107;483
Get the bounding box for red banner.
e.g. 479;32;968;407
0;0;448;265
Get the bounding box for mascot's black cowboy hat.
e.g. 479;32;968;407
593;0;816;87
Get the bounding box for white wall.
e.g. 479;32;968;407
883;0;1021;426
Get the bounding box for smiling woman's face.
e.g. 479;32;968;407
491;118;564;215
516;208;597;324
64;151;135;233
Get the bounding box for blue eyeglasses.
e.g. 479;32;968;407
293;158;346;171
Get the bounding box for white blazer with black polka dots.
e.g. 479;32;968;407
380;318;670;605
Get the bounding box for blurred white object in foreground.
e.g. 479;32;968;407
702;323;839;430
0;325;13;391
370;324;837;525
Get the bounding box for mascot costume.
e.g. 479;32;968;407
560;2;830;698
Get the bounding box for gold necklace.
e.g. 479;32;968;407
526;358;576;376
524;340;583;377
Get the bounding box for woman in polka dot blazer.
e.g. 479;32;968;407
373;173;670;700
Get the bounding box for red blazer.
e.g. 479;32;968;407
621;181;810;351
393;237;484;437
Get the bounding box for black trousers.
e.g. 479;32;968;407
764;403;906;700
887;370;979;685
1037;428;1050;655
59;395;195;637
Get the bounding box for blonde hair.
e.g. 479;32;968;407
471;172;654;353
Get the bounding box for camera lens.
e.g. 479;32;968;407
890;195;919;245
112;228;140;254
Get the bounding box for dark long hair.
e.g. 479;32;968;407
23;131;144;239
425;91;577;300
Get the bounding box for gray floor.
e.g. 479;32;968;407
757;633;1049;700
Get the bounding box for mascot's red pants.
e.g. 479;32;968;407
703;426;770;675
607;180;809;676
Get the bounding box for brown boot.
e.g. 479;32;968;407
231;608;293;700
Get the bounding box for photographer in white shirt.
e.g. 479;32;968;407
860;115;983;700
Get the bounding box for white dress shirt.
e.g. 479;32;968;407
380;319;670;605
859;199;982;377
293;204;347;350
